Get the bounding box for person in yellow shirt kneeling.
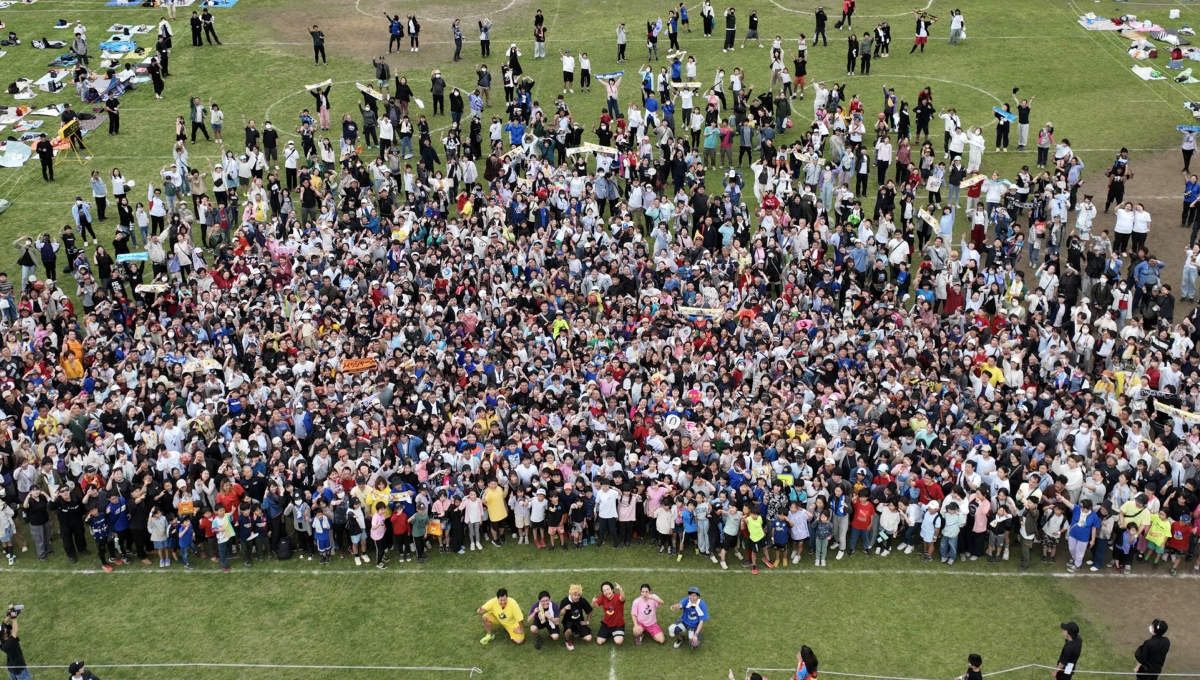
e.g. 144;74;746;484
478;588;524;645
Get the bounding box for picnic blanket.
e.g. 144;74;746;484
1176;67;1200;83
1079;14;1121;30
1132;65;1167;80
0;142;33;169
1153;29;1191;46
106;24;154;35
199;0;239;6
28;104;65;116
99;39;137;53
32;70;70;88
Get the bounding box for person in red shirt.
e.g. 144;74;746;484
390;507;413;563
592;581;626;646
1167;514;1194;575
848;489;876;556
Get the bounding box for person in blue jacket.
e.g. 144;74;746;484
668;586;709;649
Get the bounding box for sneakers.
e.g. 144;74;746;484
676;553;682;562
673;639;684;649
470;543;476;551
565;640;575;651
355;556;362;565
1003;547;1010;561
635;636;643;646
751;565;758;574
102;564;114;572
835;550;844;560
791;551;800;563
720;560;728;570
377;562;387;570
480;633;495;645
222;567;230;573
534;635;543;650
947;558;955;566
710;554;718;563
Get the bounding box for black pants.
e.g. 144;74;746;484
1186;148;1195;173
481;39;490;56
669;32;679;50
996;126;1009;148
61;520;88;558
268;515;284;548
151;214;165;234
108;112;120;134
1184;199;1198;226
95;196;107;221
815;27;827;45
1106;186;1125;213
1132;232;1147;253
389;34;402;52
364;125;378;146
191;121;210;142
314;45;326;63
703;15;713;35
192;28;202;46
433;94;444;114
1037;146;1049;166
1114;232;1130;254
203;25;220;44
847;55;856;73
617;42;626;60
42;259;56;280
410;34;419;48
860;55;871;75
876;160;888;185
159;50;170;75
40;158;53;181
724;29;735;49
79;218;96;242
286;167;297;191
596;517;618;545
856;172;869;196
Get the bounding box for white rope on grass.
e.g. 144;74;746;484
23;663;483;675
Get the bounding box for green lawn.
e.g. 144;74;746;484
0;0;1197;251
0;543;1139;680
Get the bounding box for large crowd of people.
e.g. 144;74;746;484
0;1;1198;601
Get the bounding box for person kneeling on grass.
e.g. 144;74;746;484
559;584;594;651
479;588;525;645
668;586;708;649
631;584;666;646
526;590;561;650
593;581;626;646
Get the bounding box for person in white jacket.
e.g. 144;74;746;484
965;126;985;173
1074;195;1097;242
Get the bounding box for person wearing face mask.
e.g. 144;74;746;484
1134;620;1171;680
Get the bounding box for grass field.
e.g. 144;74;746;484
1;0;1198;678
0;544;1152;680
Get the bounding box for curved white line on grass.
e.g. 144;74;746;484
355;0;519;22
862;73;1002;104
768;0;934;18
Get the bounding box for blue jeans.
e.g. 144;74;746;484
181;543;193;566
1091;538;1109;567
10;669;33;680
400;136;413;156
948;184;961;205
1184;267;1198;299
940;535;958;561
607;97;620;119
20;265;35;290
218;540;231;568
849;527;871;553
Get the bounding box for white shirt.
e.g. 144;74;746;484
595;487;620;518
562;55;575;72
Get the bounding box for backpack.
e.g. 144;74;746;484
274;536;292;560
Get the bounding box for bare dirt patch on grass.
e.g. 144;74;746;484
1064;575;1200;672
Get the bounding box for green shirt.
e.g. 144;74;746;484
410;512;429;538
703;126;719;149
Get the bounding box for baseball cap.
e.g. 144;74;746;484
687;586;700;595
1061;622;1079;637
69;662;85;675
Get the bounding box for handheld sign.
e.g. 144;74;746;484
116;252;148;262
355;82;385;100
1178;125;1200;132
992;106;1017;123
